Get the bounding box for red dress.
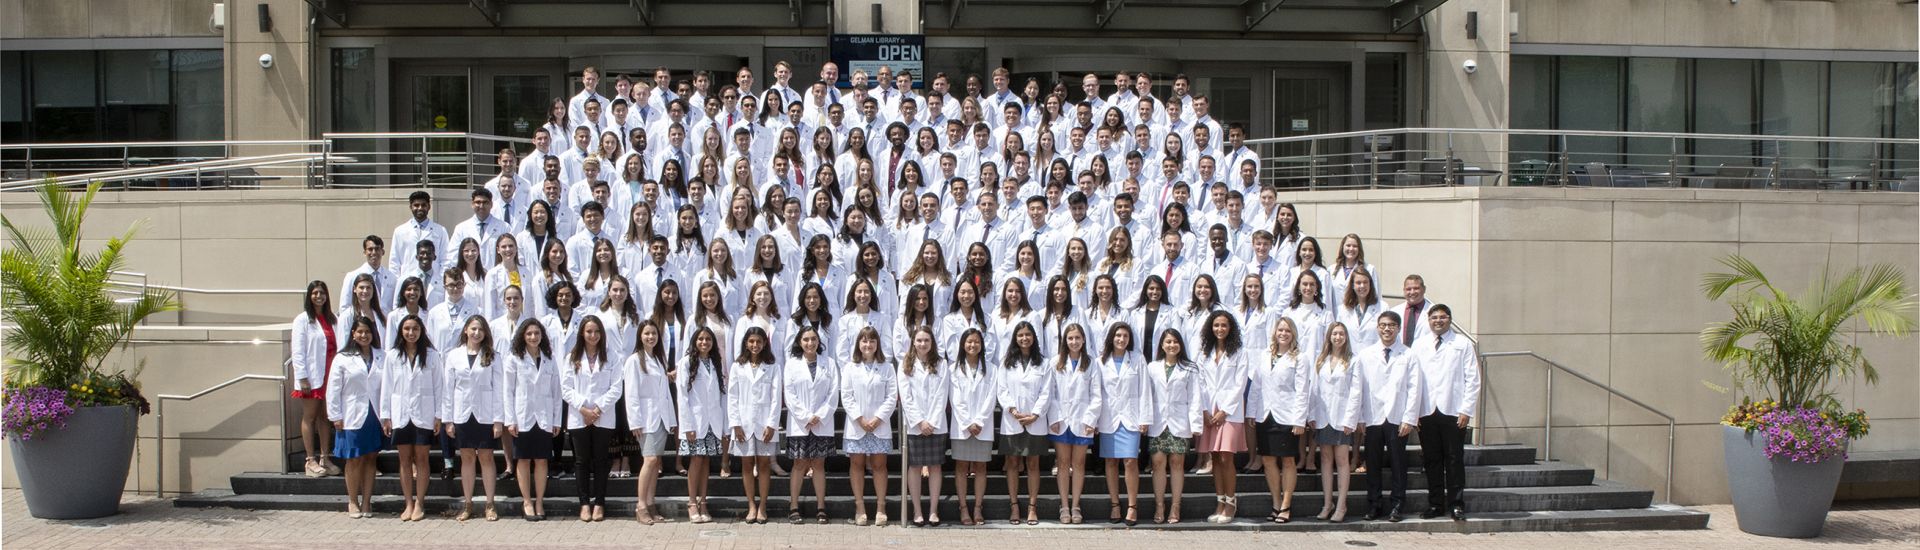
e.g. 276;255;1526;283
289;319;337;399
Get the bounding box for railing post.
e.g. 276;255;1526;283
419;136;431;188
1668;136;1680;188
1557;135;1571;186
464;135;475;188
1307;139;1319;191
156;399;166;496
1544;367;1554;462
1443;132;1457;186
1368;136;1380;189
1769;140;1783;189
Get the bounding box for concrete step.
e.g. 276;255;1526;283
231;462;1593;498
175;482;1702;531
289;443;1542;474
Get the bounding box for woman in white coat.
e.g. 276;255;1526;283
1248;317;1312;523
997;321;1052;526
940;279;994;365
1309;322;1364;523
327;316;385;519
840;327;899;526
1048;323;1102;524
382;314;440;522
1327;234;1377;316
728;327;783;525
898;326;951;527
946;328;997;526
1145;329;1203;524
1196;311;1251;524
1336;269;1387;350
291;281;339;478
622;321;677;524
505;318;561;521
562;315;622;522
1096;322;1151;526
676;326;728;524
441;315;506;521
782;325;839;524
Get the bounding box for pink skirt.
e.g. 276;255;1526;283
1198;421;1247;453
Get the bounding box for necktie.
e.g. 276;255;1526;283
888;150;901;198
1164;261;1173;284
797;167;806;192
668;324;679;366
1384;347;1391;363
479;219;487;237
1403;303;1420;346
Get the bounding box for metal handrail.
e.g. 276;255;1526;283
1478;350;1676;503
1245;127;1920;146
0;139;325;150
154;371;289;497
107;270;304;296
1;153;350;189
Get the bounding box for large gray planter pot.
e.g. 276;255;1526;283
8;405;139;519
1722;424;1846;538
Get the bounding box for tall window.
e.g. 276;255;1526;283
9;49;224;143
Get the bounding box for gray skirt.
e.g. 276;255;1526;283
1313;426;1351;446
905;434;948;466
638;430;671;457
951;438;994;463
999;432;1049;457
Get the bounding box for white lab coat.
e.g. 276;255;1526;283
782;356;840;437
621;353;678;434
1196;350;1250;423
839;361;900;440
1096;353;1153;433
1146;360;1204;439
326;350;384;428
559;354;622;429
439;347;507;425
995;361;1054;436
947;363;997;443
505;351;563;432
1048;358;1103;438
899;362;951;435
290;312;333;390
380;349;440;431
676;357;729;439
1411;330;1481;419
1355;343;1423;428
1248;350;1312;427
727;361;783;442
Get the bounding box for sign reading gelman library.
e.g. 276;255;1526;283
831;34;924;88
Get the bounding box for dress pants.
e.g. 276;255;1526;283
569;426;615;506
1417;412;1468;509
1363;423;1410;510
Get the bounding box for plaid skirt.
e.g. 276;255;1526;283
951;438;995;462
905;434;948;466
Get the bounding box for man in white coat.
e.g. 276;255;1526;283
1411;304;1479;522
1355;311;1421;522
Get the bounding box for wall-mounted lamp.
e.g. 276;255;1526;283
1466;11;1478;40
257;3;272;33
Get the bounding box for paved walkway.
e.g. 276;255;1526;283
3;490;1915;549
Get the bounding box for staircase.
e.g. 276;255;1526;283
174;444;1708;532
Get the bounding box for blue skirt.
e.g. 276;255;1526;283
333;407;388;460
1098;428;1142;459
1049;431;1095;446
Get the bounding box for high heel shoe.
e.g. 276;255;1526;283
1316;504;1333;521
590;505;605;522
1124;505;1138;527
1330;504;1347;524
638;505;655;525
485;501;499;522
1217;496;1237;524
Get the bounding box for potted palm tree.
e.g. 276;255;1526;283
2;181;179;519
1701;255;1912;538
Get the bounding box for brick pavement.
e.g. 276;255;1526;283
3;490;1916;549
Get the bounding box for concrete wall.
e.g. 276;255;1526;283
1512;0;1918;51
834;0;921;35
0;0;218;39
225;0;313;148
1424;1;1513;170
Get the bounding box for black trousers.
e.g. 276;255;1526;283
569;426;615;506
1363;423;1410;510
1417;412;1468;509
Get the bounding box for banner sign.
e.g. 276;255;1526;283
831;34;925;88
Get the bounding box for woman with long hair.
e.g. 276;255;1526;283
675;326;728;523
1146;329;1202;524
505;318;560;521
1096;322;1149;526
837;278;891;359
484;234;535;320
782;325;838;524
941;278;994;364
1049;323;1100;524
622;320;676;524
1197;312;1250;524
1251;317;1311;523
1309;322;1364;523
898;325;951;527
727;327;783;524
442;315;506;522
997;321;1052;525
1337;268;1387;350
383;314;438;521
291;281;339;478
327;316;385;519
562;315;621;522
841;327;899;526
946;328;996;526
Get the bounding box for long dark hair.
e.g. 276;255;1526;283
1199;310;1243;356
1053;323;1091;372
303;280;336;326
902;284;937;328
790;282;834;327
948;278;987;326
511;318;553;363
1134;274;1170;310
396;276;429;312
568;315;608;370
1289;269;1324;309
348;273;387;326
735;326;776;366
459;315;496;366
394;315;433;369
1001;321;1044;369
344;315;381;357
686;326;727;394
1102;322;1134;360
648;279;685;326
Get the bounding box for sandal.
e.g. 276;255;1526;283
1024;503;1038;526
1153;504;1167;524
788;510;804;524
1218;496;1237;524
639;505;656;525
1008;503;1022;525
457;502;474;522
851;513;870;527
874;512;889;527
816;509;830;524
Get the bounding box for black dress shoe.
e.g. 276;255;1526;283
1387;505;1403;523
1361;508;1384;521
1450;506;1466;521
1419;506;1445;519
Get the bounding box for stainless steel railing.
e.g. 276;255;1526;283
1477;350;1677;503
3;132;531;189
1244;128;1920;192
154;371;289;497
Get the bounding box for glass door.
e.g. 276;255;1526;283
1271;66;1349;187
391;66;470;185
490;74;551;138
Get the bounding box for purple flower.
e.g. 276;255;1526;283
1755;407;1848;464
3;387;75;441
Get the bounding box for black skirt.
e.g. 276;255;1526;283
392;422;437;447
515;426;557;460
454;419;498;449
1255;419;1302;458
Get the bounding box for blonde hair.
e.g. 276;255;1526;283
1315;321;1354;372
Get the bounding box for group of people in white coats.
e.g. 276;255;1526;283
286;61;1483;527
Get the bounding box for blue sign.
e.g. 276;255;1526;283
831;34;925;89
